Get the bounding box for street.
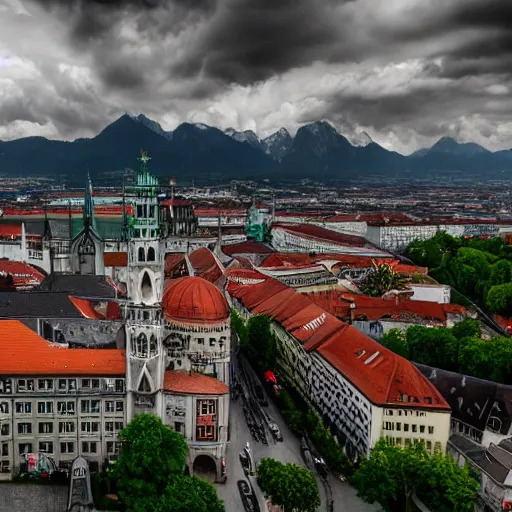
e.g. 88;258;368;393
215;363;378;512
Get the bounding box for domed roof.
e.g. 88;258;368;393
162;276;230;323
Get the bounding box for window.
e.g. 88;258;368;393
434;441;442;452
115;401;124;412
198;399;216;416
58;379;76;392
209;338;216;347
81;421;100;434
412;425;417;433
428;426;434;435
0;379;12;394
60;442;74;454
1;443;7;457
38;422;53;434
81;441;97;454
15;402;32;414
383;421;393;431
135;333;149;357
17;423;32;435
1;424;9;436
196;425;216;441
174;422;185;435
57;401;75;415
420;425;425;434
396;422;401;431
404;424;409;432
105;401;115;413
107;441;121;454
38;401;54;414
81;400;100;414
424;396;432;405
38;379;53;391
1;461;9;473
19;443;32;455
0;402;8;414
147;247;155;262
426;440;432;451
81;379;99;389
197;338;204;345
138;247;145;262
39;441;53;453
17;379;34;392
59;421;75;434
149;335;157;356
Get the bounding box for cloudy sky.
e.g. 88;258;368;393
0;0;511;154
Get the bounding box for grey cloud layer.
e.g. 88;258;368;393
1;0;511;152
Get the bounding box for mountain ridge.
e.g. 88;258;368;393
0;114;511;183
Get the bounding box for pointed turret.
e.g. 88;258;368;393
83;173;96;232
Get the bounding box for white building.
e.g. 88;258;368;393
227;268;451;462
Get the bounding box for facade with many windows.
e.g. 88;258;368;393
0;321;126;479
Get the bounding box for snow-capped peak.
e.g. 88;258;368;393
193;123;210;131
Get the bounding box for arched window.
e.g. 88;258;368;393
147;247;155;262
138;247;145;262
149;335;157;357
138;374;151;393
141;271;153;302
135;333;148;357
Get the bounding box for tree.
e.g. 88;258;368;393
379;329;409;358
361;260;410;297
257;458;320;512
451;318;481;340
111;414;224;512
352;439;478;512
406;325;457;370
487;282;512;316
247;314;277;370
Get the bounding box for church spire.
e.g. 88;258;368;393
83;173;96;232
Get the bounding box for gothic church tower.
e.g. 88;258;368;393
125;151;165;419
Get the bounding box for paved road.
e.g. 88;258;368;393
215;394;378;512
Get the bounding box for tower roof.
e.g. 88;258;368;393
162;276;230;324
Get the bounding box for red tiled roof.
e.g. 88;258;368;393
304;290;455;322
163;276;230;323
165;253;186;275
0;260;45;288
194;209;246;216
160;199;191;207
163;370;229;395
315;326;448;409
188;247;223;284
104;252;128;267
222;241;275;256
68;296;106;320
262;253;395;268
227;269;449;409
275;211;328;218
0;320;125;375
273;223;368;247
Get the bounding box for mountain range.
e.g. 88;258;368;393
0;114;511;184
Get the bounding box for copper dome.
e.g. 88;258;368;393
162;276;230;323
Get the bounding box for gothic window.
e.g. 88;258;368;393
135;333;148;357
137;205;143;218
141;271;153;302
147;247;155;262
149;335;158;357
138;374;152;393
138;247;145;262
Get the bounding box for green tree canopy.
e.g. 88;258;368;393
487;282;512;316
379;328;409;358
352;439;478;512
257;458;320;512
111;414;224;512
451;317;481;340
